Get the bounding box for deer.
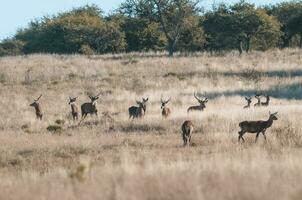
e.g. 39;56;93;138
187;93;208;113
161;96;171;118
79;92;101;124
238;112;278;143
30;94;43;120
128;97;149;119
243;96;252;109
182;120;194;146
254;94;261;107
68;96;79;120
261;95;270;106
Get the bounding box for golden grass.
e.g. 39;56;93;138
0;49;302;199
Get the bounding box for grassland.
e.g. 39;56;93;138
0;49;302;200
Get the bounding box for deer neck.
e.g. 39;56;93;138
70;103;77;111
266;118;274;128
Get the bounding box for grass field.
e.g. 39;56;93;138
0;49;302;200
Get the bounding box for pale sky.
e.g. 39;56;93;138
0;0;288;41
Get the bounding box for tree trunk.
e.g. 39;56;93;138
238;40;243;55
168;39;177;57
246;37;251;53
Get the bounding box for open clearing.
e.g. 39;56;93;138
0;49;302;200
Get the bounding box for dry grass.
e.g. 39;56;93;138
0;49;302;199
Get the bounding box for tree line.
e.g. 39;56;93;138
1;0;302;57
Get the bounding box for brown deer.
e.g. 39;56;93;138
187;93;208;113
254;94;261;107
161;96;171;118
69;97;79;120
30;94;43;120
238;112;278;143
128;97;149;119
243;96;252;109
261;95;270;106
182;120;194;146
80;92;101;123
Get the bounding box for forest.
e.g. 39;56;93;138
0;0;302;56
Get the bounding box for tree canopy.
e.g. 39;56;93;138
0;1;302;56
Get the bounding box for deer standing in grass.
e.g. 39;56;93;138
69;97;79;120
182;120;194;146
187;93;208;113
128;97;149;119
254;94;261;107
244;96;252;109
79;92;101;124
30;94;43;120
261;95;270;106
238;112;278;143
161;96;171;118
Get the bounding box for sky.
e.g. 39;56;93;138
0;0;288;41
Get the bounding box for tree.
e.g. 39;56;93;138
153;0;201;56
202;4;238;51
0;39;24;56
119;0;203;56
203;1;281;53
15;5;126;54
287;13;302;48
266;1;302;47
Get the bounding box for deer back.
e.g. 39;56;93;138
182;121;193;136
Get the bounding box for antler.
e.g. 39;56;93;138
194;92;201;101
95;91;102;98
165;97;171;104
35;94;42;101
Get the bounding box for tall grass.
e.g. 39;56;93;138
0;49;301;199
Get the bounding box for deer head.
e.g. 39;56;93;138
68;96;78;105
88;92;101;104
161;96;171;109
245;96;252;103
137;97;149;112
269;111;278;120
194;92;208;109
30;94;42;107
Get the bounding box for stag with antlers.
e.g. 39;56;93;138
69;96;79;120
238;112;278;143
244;96;252;109
79;92;101;124
261;95;270;106
30;94;43;120
161;96;171;118
187;93;208;113
128;97;149;119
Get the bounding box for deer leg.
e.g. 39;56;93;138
79;114;87;125
183;134;187;146
262;131;267;141
187;135;191;146
255;132;260;142
238;131;245;143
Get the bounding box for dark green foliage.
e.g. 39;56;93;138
13;5;126;55
0;1;300;56
203;1;281;53
266;1;302;47
0;39;24;56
